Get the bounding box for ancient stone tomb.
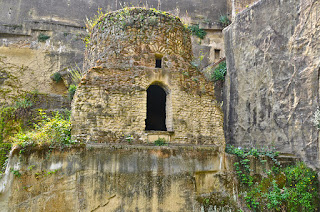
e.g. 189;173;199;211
71;8;224;144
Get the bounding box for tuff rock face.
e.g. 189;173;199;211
1;145;235;212
224;0;320;168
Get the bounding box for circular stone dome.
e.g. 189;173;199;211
84;7;192;71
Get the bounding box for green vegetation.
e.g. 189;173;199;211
0;106;21;142
15;98;33;109
0;96;34;174
28;165;35;170
0;93;78;174
38;34;50;42
52;72;62;83
68;84;77;101
35;169;59;179
10;168;21;177
125;135;133;143
212;61;227;81
191;50;206;70
68;64;83;85
0;143;11;175
65;64;83;101
10;110;73;147
84;7;185;46
226;145;320;211
219;15;231;27
85;8;106;32
154;138;166;146
188;24;207;39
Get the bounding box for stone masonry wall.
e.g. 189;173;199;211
223;0;320;168
72;67;225;144
72;8;225;144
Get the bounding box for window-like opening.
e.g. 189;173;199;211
215;49;221;60
145;85;167;131
155;59;162;68
155;53;163;68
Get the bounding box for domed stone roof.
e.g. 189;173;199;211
84;7;192;71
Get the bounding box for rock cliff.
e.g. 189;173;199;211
224;0;320;168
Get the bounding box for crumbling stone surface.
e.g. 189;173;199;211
223;0;320;168
72;8;225;144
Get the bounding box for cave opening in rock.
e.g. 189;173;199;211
145;85;167;131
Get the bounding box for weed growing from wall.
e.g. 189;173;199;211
38;34;50;42
212;61;227;81
188;24;207;39
219;15;231;27
68;65;83;85
52;72;62;83
68;85;77;101
10;168;21;177
15;98;33;109
154;138;166;146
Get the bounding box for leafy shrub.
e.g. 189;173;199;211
10;110;73;147
68;85;77;101
212;61;227;81
10;168;21;177
284;162;319;211
38;34;50;42
15;98;33;109
52;72;62;83
188;24;207;39
219;15;231;27
154;138;166;146
227;145;320;211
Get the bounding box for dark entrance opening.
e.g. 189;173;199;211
155;59;162;68
145;85;167;131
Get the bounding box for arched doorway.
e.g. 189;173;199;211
145;85;167;131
